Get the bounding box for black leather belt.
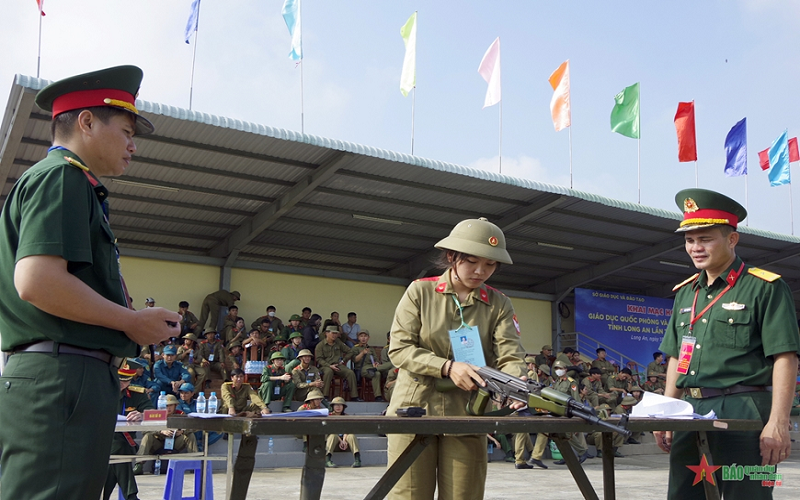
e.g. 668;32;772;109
683;385;770;399
12;340;125;368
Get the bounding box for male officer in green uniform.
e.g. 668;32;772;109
104;360;154;500
259;351;296;412
0;66;181;500
655;188;800;500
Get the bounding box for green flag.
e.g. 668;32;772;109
400;12;417;97
610;82;640;139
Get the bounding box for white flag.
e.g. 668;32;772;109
400;12;417;97
478;37;501;108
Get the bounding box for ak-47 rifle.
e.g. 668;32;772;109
436;365;631;437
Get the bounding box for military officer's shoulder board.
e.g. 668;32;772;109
672;273;700;292
128;385;146;393
414;276;439;282
747;267;781;282
485;285;506;297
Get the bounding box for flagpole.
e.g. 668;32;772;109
568;125;573;189
188;7;200;110
790;183;795;235
36;9;43;78
299;0;305;134
411;87;416;155
499;100;503;174
694;160;698;188
745;173;749;227
637;137;641;204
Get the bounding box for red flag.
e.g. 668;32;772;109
758;148;770;171
35;0;45;16
789;137;799;162
674;101;697;162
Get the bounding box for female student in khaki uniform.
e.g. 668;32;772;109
385;218;527;500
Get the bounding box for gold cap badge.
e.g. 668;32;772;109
488;236;498;247
683;198;698;213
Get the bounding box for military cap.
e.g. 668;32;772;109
269;351;286;361
305;389;325;402
630;385;644;393
118;363;137;381
228;341;242;349
621;396;638;406
435;217;512;264
164;394;180;406
596;403;612;411
297;349;314;358
132;357;149;368
289;331;303;340
542;345;553;351
289;314;302;321
125;358;144;370
231;291;241;300
183;333;198;342
35;65;154;135
324;325;340;333
179;382;195;393
538;365;551;376
552;359;568;370
675;188;747;232
647;371;659;377
358;329;370;336
145;297;155;304
162;345;178;355
524;356;536;364
330;397;347;407
203;327;217;336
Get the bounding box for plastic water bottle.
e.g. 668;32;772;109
488;442;494;456
196;392;206;414
794;421;798;432
157;391;167;410
154;458;161;476
208;392;218;414
188;349;194;364
268;437;275;455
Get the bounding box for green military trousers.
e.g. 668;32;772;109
0;352;118;500
259;379;296;409
387;434;487;500
668;392;773;500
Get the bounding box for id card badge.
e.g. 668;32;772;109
676;335;696;375
164;436;175;451
208;354;215;362
274;385;281;395
448;325;486;367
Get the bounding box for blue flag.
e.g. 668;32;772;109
184;0;201;44
724;118;747;177
768;130;791;187
282;0;302;61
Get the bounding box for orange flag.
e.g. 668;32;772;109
548;60;571;132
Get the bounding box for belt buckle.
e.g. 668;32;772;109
689;388;703;399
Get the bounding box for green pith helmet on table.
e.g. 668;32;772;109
674;188;747;233
435;217;512;264
35;65;154;136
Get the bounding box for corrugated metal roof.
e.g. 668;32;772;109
3;74;800;308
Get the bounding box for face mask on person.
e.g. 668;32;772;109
555;369;566;377
268;312;275;317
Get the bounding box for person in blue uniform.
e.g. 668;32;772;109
153;344;191;395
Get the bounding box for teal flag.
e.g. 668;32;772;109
610;82;640;139
282;0;302;61
768;130;791;187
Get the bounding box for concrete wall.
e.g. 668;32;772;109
119;256;551;351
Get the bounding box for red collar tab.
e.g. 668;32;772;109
726;262;745;287
435;282;447;293
479;288;489;303
51;88;137;117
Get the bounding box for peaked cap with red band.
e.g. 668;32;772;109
674;188;747;233
35;65;154;135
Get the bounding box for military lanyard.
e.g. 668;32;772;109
451;295;470;330
688;262;744;333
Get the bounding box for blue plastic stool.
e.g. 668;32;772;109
163;460;214;500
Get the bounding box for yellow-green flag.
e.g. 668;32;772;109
610;82;640;139
400;12;417;97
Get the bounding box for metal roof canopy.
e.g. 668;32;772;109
3;74;800;313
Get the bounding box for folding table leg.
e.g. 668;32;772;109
364;435;432;500
697;431;721;500
601;432;615;500
300;434;327;500
551;433;599;500
230;434;258;500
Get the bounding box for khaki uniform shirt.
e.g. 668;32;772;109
386;269;525;417
647;361;666;377
220;382;266;412
315;339;353;368
643;379;666;393
351;344;378;371
591;358;616;377
553;376;581;400
197;340;226;364
292;364;323;389
659;257;800;389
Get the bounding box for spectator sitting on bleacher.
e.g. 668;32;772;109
281;314;303;342
176;333;201;385
535;345;553;368
197;327;228;383
178;301;199;337
153;345;191;396
524;356;537;379
292;349;325;401
325;397;361;468
321;311;342;334
376;332;394;378
282;332;304;372
243;328;268;361
316;325;362;402
384;367;398;403
177;382;196;414
297;388;324;411
226;317;247;347
225;341;244;372
341;312;361;348
643;371;666;395
550;360;589;465
259;352;295;412
250;305;283;333
130;357;158;402
587;404;625;458
646;352;666;381
351;330;385;402
615;395;642;444
630;385;644;402
591;348;617;388
582;367;615;407
221;306;240;344
608;368;634;404
537;364;553;386
556;347;583;379
220;369;270;415
570;350;589;380
255;318;277;348
303;314;323;353
135;394;198;474
300;307;313;327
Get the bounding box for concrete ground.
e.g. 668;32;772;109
129;453;800;499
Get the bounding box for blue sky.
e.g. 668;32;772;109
2;1;800;235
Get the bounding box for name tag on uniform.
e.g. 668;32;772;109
676;335;696;375
449;325;486;367
208;354;214;362
679;307;691;314
164;436;175;451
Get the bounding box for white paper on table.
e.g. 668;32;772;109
630;391;716;419
261;408;329;418
117;415;128;421
188;413;233;418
